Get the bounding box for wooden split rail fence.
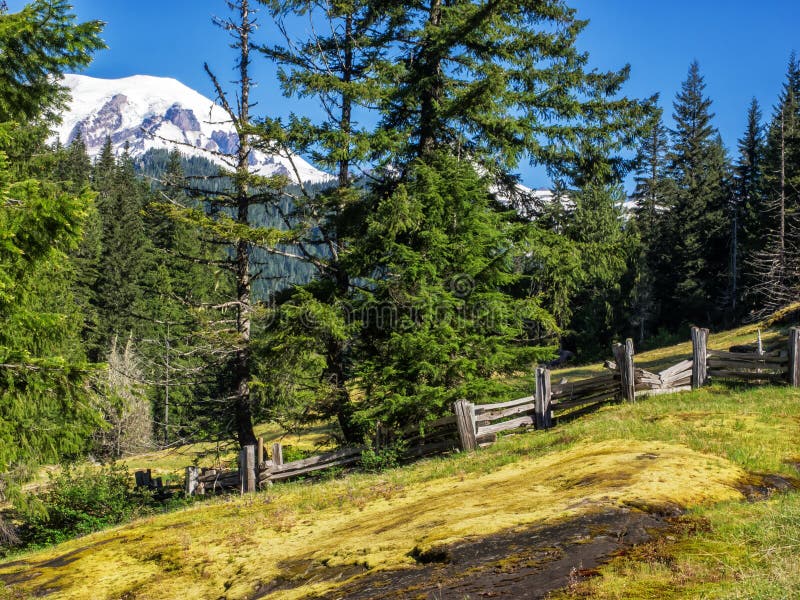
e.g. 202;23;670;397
170;326;800;495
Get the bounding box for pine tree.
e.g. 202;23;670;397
157;0;290;447
94;150;153;353
376;0;652;186
255;0;653;438
142;152;233;445
562;183;632;356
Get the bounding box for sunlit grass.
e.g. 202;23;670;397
3;381;800;599
4;308;800;599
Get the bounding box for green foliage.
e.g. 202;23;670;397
360;440;406;473
631;62;733;335
570;185;635;357
0;147;100;472
0;1;105;475
354;152;554;428
0;0;104;123
13;464;156;548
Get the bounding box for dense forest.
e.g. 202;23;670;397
1;0;800;499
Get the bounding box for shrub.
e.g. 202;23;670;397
360;441;406;473
16;464;156;547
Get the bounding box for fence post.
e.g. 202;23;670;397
613;340;636;402
239;444;256;493
454;399;477;451
534;367;552;429
375;421;386;449
257;437;264;466
788;327;800;386
691;326;709;389
272;442;283;466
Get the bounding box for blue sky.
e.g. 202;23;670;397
9;0;800;188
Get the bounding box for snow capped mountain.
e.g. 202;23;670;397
56;74;331;184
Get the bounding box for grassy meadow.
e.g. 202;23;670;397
2;319;800;599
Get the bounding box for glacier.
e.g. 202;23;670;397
56;73;331;184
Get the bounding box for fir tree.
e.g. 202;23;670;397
750;53;800;315
157;0;290;447
659;62;732;327
94;149;153;354
0;0;104;478
353;152;553;427
734;98;765;315
562;183;632;356
631;109;671;339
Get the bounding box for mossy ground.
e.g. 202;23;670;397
2;318;799;599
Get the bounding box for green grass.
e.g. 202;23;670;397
2;381;798;599
3;311;800;599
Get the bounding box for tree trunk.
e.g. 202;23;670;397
417;0;443;156
233;0;256;447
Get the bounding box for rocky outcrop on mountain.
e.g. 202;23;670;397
57;74;330;184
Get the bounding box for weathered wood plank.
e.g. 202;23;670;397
267;453;364;482
658;359;693;379
272;442;283;467
473;395;535;413
707;349;787;363
636;385;692;398
554;392;617;411
535;367;553;429
552;384;618;401
240;445;256;493
270;446;364;474
613;340;635;402
691;327;709;389
662;369;693;385
454;399;478;451
789;327;800;387
475;431;498;446
708;369;785;382
476;415;535;436
551;373;616;397
476;402;536;424
185;466;199;496
707;358;785;371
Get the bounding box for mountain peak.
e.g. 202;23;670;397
57;73;331;184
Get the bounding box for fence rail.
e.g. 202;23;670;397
162;326;800;496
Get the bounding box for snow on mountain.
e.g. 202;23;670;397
56;73;331;184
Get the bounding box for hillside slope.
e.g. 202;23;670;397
2;318;800;599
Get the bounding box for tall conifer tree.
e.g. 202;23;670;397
659;62;732;327
0;0;104;477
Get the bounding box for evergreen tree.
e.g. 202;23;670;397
254;0;653;439
0;0;104;477
157;0;290;447
377;0;652;186
659;62;732;328
353;152;553;427
734;98;765;315
750;53;800;315
562;183;632;356
94;149;153;354
142;151;234;445
631;109;671;340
